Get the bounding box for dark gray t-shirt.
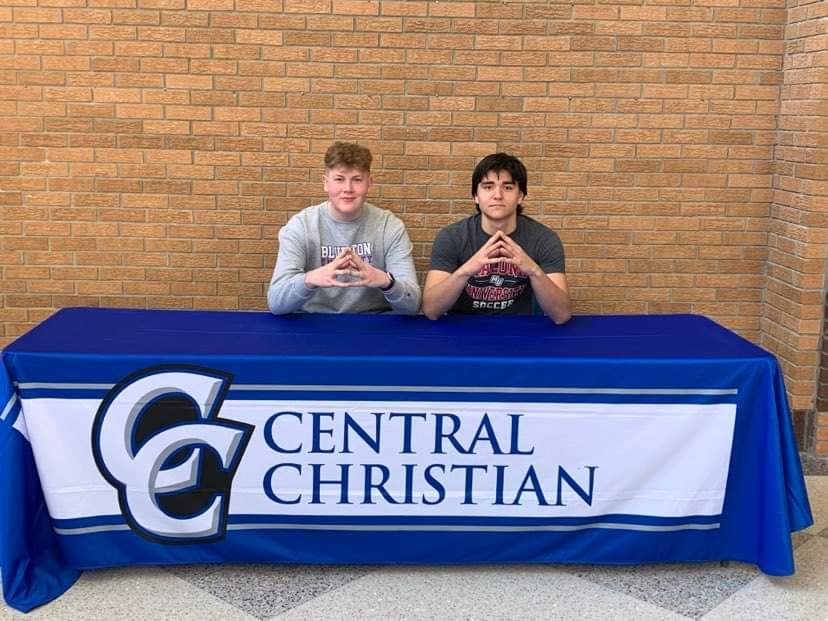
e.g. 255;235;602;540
429;213;565;315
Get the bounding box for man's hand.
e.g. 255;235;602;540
495;233;543;278
345;251;392;289
496;234;571;323
304;247;359;289
304;247;391;290
458;230;511;277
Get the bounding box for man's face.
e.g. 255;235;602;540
323;164;372;221
474;170;524;224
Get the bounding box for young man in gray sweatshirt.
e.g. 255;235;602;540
267;142;420;315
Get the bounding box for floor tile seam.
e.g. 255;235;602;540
561;568;698;620
698;537;828;620
261;566;388;621
158;567;264;621
561;562;765;619
695;564;802;621
263;566;384;620
268;565;695;621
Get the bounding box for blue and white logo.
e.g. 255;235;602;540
92;366;253;543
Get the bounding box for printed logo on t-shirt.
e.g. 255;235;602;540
465;261;527;310
320;242;374;265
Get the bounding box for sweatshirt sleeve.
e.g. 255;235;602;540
266;216;317;315
381;215;421;315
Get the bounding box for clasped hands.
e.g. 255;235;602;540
305;247;390;290
460;230;542;279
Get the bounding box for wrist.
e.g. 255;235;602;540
458;261;478;279
303;273;318;289
379;271;395;291
527;265;544;279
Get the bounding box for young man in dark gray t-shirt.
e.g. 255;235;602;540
422;153;571;324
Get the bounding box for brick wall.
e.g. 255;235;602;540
0;1;825;452
769;0;828;454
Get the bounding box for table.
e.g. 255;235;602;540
0;308;813;612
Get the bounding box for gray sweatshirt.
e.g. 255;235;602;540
267;201;421;314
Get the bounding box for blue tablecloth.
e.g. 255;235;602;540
0;308;813;612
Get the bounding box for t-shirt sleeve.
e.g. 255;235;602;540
429;225;462;273
534;227;566;274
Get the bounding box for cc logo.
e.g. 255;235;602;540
91;366;253;543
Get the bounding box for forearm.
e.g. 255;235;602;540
267;273;316;315
530;273;571;324
421;270;468;319
268;217;318;315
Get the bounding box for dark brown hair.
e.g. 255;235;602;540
472;152;528;215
